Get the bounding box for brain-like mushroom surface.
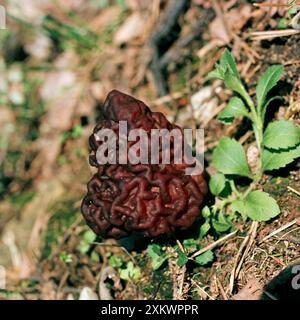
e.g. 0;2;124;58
81;90;207;238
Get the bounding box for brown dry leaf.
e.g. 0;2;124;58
209;15;231;44
210;4;252;44
232;277;263;300
114;13;147;45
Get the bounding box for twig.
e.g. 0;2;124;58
291;11;300;30
249;29;300;40
190;230;237;259
260;218;299;243
216;276;228;300
149;0;191;96
229;221;258;294
253;2;298;8
176;239;185;253
191;279;215;300
287;186;300;197
281;227;300;245
235;221;258;277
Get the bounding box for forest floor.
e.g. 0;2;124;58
0;0;300;300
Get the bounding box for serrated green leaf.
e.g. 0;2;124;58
176;247;189;267
224;71;253;107
195;250;214;266
209;173;226;196
220;49;240;79
264;120;300;150
218;97;249;124
212;137;252;178
262;144;300;171
256;65;283;108
241;190;280;221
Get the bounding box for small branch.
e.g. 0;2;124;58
287;186;300;197
259;218;299;243
191;230;237;259
229;221;258;294
248;29;300;41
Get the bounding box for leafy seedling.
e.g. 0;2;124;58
208;49;300;226
108;254;141;281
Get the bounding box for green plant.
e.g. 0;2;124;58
107;254;141;281
59;251;73;264
207;49;300;225
147;225;215;271
78;230;96;254
60;125;84;144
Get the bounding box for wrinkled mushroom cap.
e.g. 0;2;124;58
81;90;207;238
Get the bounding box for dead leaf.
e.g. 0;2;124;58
232;277;263;300
114;13;147;45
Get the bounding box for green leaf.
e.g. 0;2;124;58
218;97;249;124
261;96;282;120
212;213;232;233
195;250;214;266
199;219;211;239
209;50;239;81
262;144;300;171
239;190;280;221
256;65;283;109
78;230;96;254
183;239;198;252
83;230;96;243
288;6;300;15
212;137;252;178
119;262;141;281
208;68;223;80
176;247;189;267
202;206;211;219
224;71;253;107
220;49;240;79
71;125;84;139
231;199;247;221
109;255;123;268
209;173;226;196
78;242;90;254
147;244;171;271
263;120;300;150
